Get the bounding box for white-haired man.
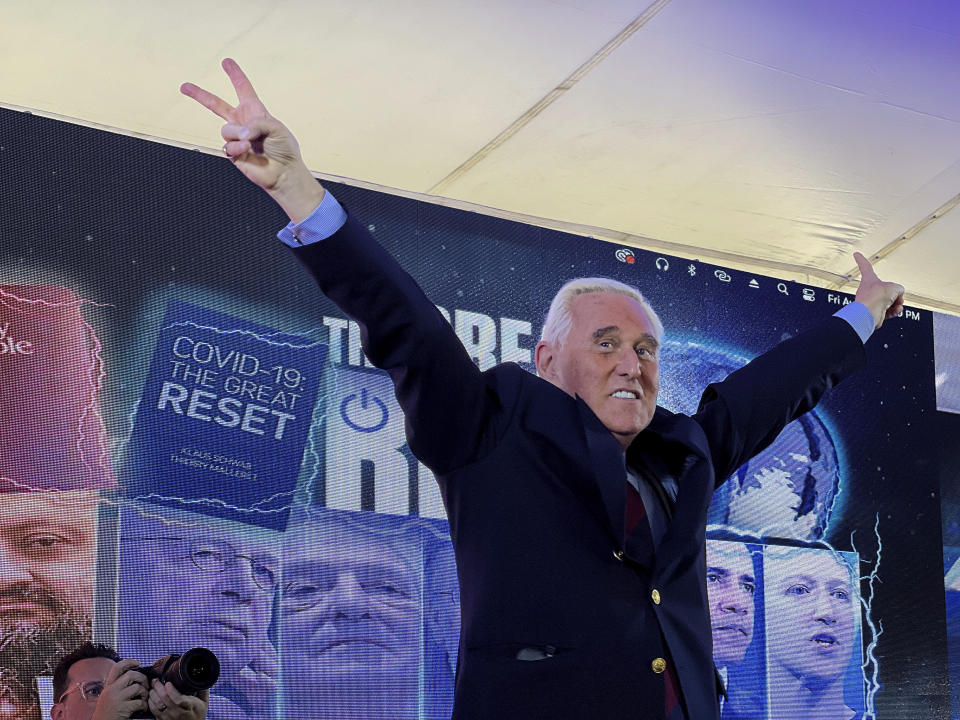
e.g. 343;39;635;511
181;59;904;720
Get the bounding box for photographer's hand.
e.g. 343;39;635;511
91;660;149;720
148;680;209;720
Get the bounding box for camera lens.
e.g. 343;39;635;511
186;659;209;681
167;648;220;691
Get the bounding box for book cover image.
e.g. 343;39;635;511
122;299;327;531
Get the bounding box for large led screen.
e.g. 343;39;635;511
0;107;949;719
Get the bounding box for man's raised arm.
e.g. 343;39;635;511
180;59;501;475
695;250;905;484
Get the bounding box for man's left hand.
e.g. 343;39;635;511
853;252;905;329
147;680;208;720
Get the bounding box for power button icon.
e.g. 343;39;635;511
340;388;389;433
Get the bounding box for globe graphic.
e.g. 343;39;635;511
659;339;840;542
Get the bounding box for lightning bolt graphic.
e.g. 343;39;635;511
0;287;114;491
302;415;325;501
130;491;297;516
161;320;327;352
852;514;883;719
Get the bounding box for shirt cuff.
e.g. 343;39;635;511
833;301;875;344
277;190;348;248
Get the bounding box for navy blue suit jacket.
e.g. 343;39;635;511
293;214;865;720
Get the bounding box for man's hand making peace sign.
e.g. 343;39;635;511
181;58;325;224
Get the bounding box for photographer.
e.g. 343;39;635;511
51;643;208;720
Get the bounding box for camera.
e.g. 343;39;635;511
131;647;220;718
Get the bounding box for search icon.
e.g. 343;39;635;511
777;282;789;296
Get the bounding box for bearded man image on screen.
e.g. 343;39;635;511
279;509;420;720
764;547;863;719
0;284;113;718
0;492;98;718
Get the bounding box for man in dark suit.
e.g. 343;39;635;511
182;59;904;720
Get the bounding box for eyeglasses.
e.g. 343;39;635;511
280;570;417;612
58;680;104;702
124;536;277;592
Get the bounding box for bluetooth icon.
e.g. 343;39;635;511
687;264;697;277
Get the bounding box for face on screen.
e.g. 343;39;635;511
279;518;420;691
119;514;277;680
0;491;96;674
765;549;857;683
706;541;755;667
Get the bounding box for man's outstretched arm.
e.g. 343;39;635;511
181;60;502;474
696;252;905;483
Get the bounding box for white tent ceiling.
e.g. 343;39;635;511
3;0;959;313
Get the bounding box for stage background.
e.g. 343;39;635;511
0;108;951;719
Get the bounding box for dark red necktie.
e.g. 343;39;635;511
625;481;684;719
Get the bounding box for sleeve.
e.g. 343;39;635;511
693;316;866;485
833;301;875;344
290;214;501;474
277;190;348;246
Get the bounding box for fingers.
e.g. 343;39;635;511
105;658;141;684
886;286;906;319
148;683;170;717
221;117;287;161
180;82;235;121
221;140;249;161
221;118;279;144
149;680;205;719
221;122;251;159
162;680;186;705
223;57;260;101
853;252;879;281
116;671;149;703
220;123;251;142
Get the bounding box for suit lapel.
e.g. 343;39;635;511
524;381;714;556
575;397;627;548
631;408;714;558
522;380;625;548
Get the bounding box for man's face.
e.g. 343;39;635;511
706;541;755;667
279;523;420;690
51;656;114;720
765;550;857;683
0;491;96;674
119;517;276;680
536;292;659;449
